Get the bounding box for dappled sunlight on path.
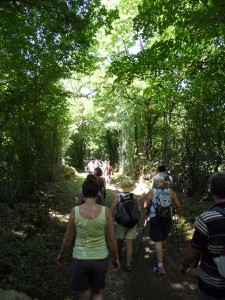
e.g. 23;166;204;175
49;208;70;223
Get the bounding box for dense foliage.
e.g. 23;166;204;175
0;0;118;200
0;2;224;297
0;0;224;200
67;0;224;195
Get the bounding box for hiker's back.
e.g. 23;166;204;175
115;193;140;228
150;187;172;219
154;172;173;188
94;167;106;205
153;164;173;188
110;179;141;272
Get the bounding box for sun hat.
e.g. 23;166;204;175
118;179;134;193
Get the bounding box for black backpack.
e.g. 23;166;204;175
115;193;140;228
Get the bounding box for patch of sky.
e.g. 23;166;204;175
128;41;141;55
80;86;96;97
101;0;120;9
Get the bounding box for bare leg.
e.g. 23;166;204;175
117;239;124;259
79;288;92;300
154;241;163;264
92;289;103;300
162;239;167;251
126;239;133;266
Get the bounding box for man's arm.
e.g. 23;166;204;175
180;244;201;274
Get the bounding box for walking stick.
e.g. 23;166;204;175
134;206;150;268
172;206;180;252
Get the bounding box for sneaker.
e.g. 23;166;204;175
153;266;166;275
125;265;132;272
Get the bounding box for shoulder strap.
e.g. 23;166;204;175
118;194;123;203
211;206;225;216
155;187;164;198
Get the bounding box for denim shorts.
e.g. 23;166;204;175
149;217;172;242
69;258;108;292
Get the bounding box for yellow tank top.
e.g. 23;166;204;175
72;206;109;259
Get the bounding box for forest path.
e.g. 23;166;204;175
98;176;198;300
0;172;199;300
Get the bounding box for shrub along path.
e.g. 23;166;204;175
0;172;209;299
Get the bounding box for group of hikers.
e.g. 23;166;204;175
57;164;225;300
86;158;113;182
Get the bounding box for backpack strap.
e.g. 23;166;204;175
119;192;133;201
151;188;159;213
117;193;122;203
211;206;225;216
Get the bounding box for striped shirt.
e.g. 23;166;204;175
191;203;225;298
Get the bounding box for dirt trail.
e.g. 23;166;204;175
102;180;198;300
0;174;199;300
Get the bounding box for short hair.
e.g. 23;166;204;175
209;172;225;198
82;175;99;198
157;164;166;172
154;177;165;186
86;174;97;181
164;181;170;188
94;167;102;176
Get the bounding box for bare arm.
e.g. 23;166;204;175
134;195;141;212
110;196;119;212
170;189;181;209
102;178;106;193
105;207;120;272
144;189;153;209
57;208;75;266
180;244;201;274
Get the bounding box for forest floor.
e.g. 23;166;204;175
0;171;211;300
99;179;198;300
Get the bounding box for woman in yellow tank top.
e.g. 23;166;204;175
57;175;120;299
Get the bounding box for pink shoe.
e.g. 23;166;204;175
153;266;166;275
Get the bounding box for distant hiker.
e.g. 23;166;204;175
180;171;225;300
57;175;120;300
94;159;99;169
77;173;105;206
110;179;141;272
144;177;181;275
94;167;106;205
102;160;107;176
105;162;113;182
153;164;173;188
77;174;96;205
87;160;95;174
